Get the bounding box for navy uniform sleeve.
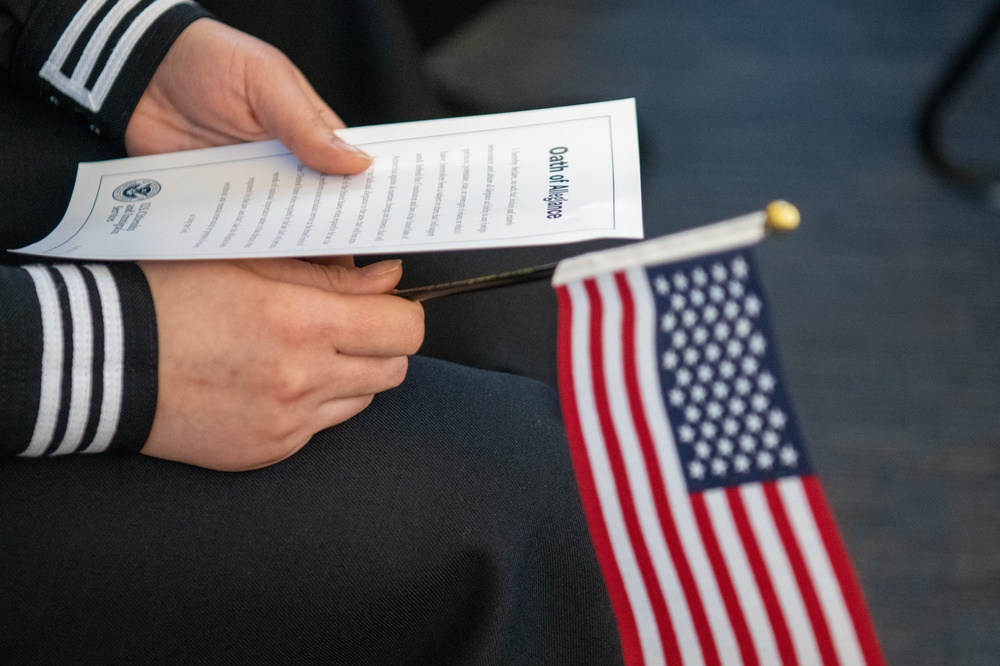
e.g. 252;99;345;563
0;262;157;456
2;0;209;145
0;1;213;456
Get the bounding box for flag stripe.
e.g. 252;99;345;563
801;477;886;666
557;285;647;666
599;275;688;664
617;272;709;665
742;484;823;665
725;486;798;665
779;478;866;666
703;489;782;665
690;492;759;665
763;482;839;665
625;267;742;665
586;278;670;664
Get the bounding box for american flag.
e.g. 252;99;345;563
554;217;884;666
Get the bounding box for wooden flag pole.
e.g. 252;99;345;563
396;201;799;302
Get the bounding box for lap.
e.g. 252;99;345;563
0;357;621;664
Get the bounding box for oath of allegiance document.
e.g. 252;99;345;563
15;99;643;261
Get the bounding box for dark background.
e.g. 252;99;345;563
413;0;1000;663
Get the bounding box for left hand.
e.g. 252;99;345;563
124;18;371;176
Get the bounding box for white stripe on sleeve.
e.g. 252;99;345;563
20;266;65;457
80;264;125;454
39;0;192;112
49;265;95;455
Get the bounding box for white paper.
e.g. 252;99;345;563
15;99;643;260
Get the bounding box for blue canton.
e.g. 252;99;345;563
649;250;812;493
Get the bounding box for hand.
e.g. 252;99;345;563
125;18;371;175
138;258;424;471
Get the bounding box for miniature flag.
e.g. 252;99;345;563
553;207;884;666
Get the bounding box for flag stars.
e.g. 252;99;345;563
690;384;707;403
757;451;775;470
746;413;764;433
735;318;752;338
768;409;788;429
705;343;722;362
683;347;700;366
711;263;728;282
690;289;706;307
728;281;745;299
780;445;799;467
669;388;685;407
676;368;693;386
662;350;679;370
671;294;687;311
660;313;677;332
758;371;776;393
714;322;731;341
723;418;740;436
692;267;708;286
654;275;670;295
727;339;744;359
762;431;780;448
729;397;747;416
724;301;740;320
733;454;751;473
703;304;720;323
735;377;752;395
740;434;757;452
685;405;702;423
673;272;690;291
689;460;706;480
745;294;762;317
695;441;712;459
693;327;709;345
720;360;736;379
751;393;770;413
712;381;729;400
678;424;696;443
696;365;714;383
672;330;688;349
700;421;718;439
741;356;760;376
682;309;698;327
749;333;767;356
709;285;726;303
711;458;728;477
707;401;724;420
731;256;749;279
717;438;734;456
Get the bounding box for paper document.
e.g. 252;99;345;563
16;99;643;260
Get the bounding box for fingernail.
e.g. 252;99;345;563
362;259;402;276
332;135;372;160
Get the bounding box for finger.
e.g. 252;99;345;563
305;255;355;268
250;58;372;175
313;354;410;401
246;258;403;294
321;293;425;357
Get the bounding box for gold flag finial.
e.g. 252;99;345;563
764;200;800;233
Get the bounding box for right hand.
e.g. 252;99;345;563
137;257;423;471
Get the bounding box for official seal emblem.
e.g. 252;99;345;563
113;179;162;202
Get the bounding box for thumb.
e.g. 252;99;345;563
253;63;372;175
